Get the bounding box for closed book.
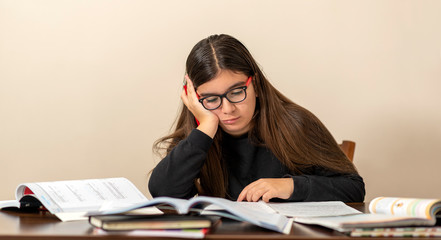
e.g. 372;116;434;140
89;214;216;231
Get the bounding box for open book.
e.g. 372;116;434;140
0;177;148;221
294;197;441;232
88;196;293;234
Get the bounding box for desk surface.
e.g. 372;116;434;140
0;203;434;240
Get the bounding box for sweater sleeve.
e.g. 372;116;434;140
285;168;365;202
148;129;213;199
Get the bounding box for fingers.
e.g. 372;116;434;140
237;181;260;202
239;180;272;202
237;180;262;202
237;178;294;203
180;90;189;106
181;75;200;110
184;75;199;98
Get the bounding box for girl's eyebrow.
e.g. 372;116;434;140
198;81;246;97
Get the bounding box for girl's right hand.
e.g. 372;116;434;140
181;75;219;138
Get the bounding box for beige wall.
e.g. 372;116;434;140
1;0;440;202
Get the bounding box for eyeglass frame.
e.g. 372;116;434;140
198;76;253;110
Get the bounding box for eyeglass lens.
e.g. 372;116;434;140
202;87;247;110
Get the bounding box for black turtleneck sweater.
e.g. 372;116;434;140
148;129;365;202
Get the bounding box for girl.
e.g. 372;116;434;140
148;34;365;202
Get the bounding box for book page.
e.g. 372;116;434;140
267;201;361;217
369;197;440;219
188;196;292;234
55;212;90;221
0;200;20;209
16;177;146;214
199;200;278;222
203;200;277;214
93;197;190;216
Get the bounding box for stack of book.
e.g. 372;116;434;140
87;195;294;235
294;197;441;236
89;214;219;238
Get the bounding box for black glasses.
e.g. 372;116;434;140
198;76;252;110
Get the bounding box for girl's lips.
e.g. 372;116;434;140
222;117;240;124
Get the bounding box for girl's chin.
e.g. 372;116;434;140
220;125;249;137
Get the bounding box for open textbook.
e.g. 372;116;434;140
0;177;364;233
89;196;293;234
294;197;441;232
0;177;148;221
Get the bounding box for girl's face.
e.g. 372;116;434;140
197;70;257;137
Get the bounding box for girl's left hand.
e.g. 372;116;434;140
237;178;294;202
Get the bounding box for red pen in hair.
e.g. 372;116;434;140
183;77;200;126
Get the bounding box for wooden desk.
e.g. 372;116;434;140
0;203;432;240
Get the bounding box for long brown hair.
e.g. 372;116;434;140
154;34;358;198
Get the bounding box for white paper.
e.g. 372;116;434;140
0;200;20;209
55;212;88;221
267;201;361;217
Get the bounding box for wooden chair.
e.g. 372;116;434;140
339;140;356;162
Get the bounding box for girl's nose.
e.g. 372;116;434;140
221;98;236;114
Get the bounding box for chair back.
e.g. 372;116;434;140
339;140;356;162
